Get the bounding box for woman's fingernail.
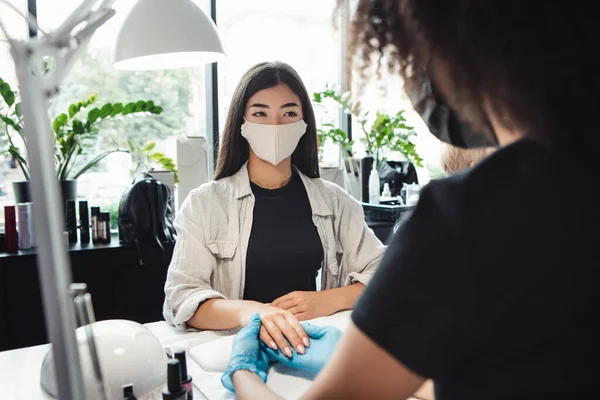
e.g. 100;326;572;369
303;337;310;347
270;341;277;350
297;345;305;354
284;347;292;357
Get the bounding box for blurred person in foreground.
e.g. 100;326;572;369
223;1;600;399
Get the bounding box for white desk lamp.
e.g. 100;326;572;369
0;0;224;398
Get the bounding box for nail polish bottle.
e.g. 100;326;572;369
162;359;187;400
174;350;193;399
4;205;18;253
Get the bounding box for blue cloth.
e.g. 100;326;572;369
221;313;270;392
262;322;343;374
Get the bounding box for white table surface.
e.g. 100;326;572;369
0;321;226;400
0;313;352;400
0;313;429;400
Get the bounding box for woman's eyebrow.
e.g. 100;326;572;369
249;103;270;108
280;102;300;109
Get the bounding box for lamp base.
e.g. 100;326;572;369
40;320;167;400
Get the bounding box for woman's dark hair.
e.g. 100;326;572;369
214;61;320;180
345;0;600;148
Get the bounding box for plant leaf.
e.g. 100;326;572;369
135;100;146;112
87;107;101;123
110;102;123;116
57;113;68;125
142;141;156;152
72;119;85;135
87;93;98;106
0;82;15;106
149;151;165;161
149;106;163;114
100;103;114;118
0;115;21;132
122;102;136;115
68;104;77;118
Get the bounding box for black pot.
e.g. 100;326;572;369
12;180;78;207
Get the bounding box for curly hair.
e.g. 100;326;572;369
344;0;600;148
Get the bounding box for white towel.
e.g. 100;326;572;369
188;311;353;400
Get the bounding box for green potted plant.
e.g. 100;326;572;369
127;139;179;210
128;139;178;181
0;76;163;204
313;85;423;169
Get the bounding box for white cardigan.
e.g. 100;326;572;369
163;163;386;330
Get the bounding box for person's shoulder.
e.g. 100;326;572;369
186;176;236;205
305;175;358;207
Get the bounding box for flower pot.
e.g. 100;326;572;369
12;180;78;207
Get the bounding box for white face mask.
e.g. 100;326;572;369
241;119;307;166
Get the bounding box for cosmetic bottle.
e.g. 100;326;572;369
360;155;374;203
100;212;111;244
368;165;380;204
4;205;18;253
26;202;35;247
79;200;90;244
174;350;193;399
162;359;187;400
91;206;100;244
65;200;77;243
17;203;32;250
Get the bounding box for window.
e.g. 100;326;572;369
216;0;342;167
1;0;209;227
37;0;208;218
349;70;444;185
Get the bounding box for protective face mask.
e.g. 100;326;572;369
404;69;498;149
241;119;307;166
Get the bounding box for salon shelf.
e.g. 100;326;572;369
0;233;174;351
0;233;123;259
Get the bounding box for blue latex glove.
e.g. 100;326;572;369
262;322;342;374
221;313;270;392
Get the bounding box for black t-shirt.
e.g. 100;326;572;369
243;171;323;303
352;139;599;399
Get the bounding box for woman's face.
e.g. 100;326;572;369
244;83;303;125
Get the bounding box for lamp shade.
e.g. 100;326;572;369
113;0;225;70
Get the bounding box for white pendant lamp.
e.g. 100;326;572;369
113;0;225;70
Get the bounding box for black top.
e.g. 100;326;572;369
243;171;323;303
352;139;599;400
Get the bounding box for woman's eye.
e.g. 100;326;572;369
284;111;298;117
252;111;267;117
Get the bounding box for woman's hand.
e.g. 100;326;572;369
240;302;310;358
271;290;339;321
262;322;343;375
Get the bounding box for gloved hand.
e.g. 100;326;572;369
262;322;342;374
221;313;270;392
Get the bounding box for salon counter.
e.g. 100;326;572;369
0;313;432;400
0;234;173;351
